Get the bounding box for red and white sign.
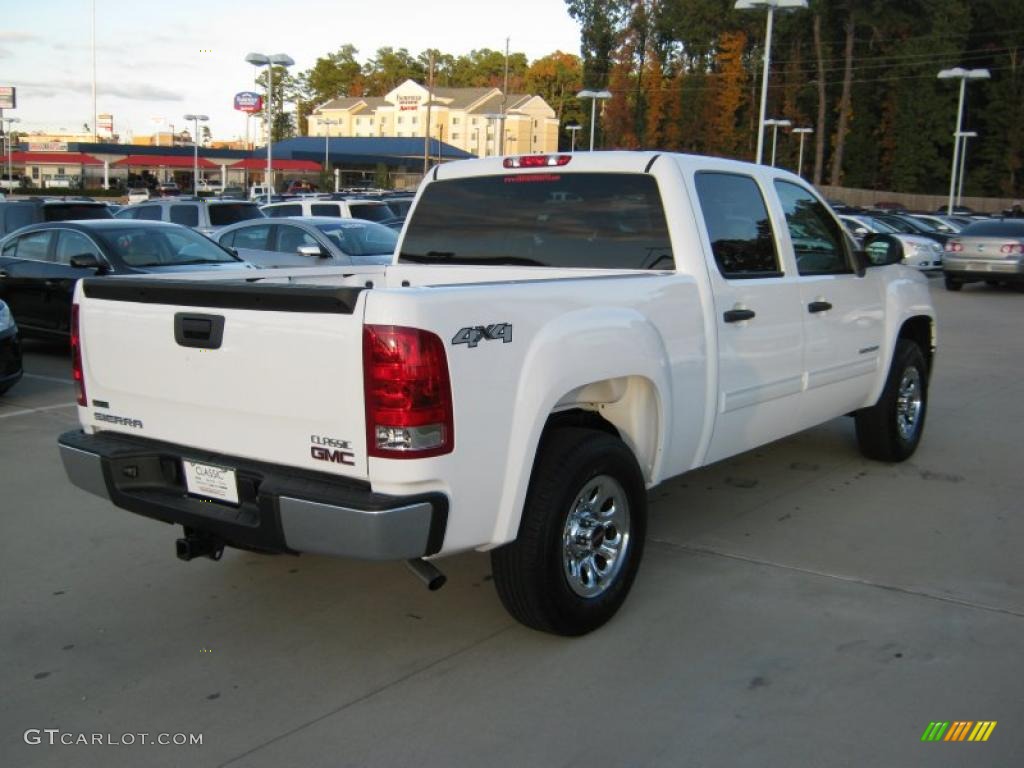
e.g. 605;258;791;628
398;95;421;111
234;92;263;113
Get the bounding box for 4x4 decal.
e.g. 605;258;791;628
452;323;512;348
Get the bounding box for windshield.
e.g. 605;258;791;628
208;203;263;226
44;204;113;222
97;226;240;267
316;221;398;257
400;172;673;269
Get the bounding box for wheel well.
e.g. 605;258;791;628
543;408;620;440
898;316;934;371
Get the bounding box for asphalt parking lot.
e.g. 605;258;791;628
1;278;1021;767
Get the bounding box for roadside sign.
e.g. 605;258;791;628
0;87;16;109
234;92;263;113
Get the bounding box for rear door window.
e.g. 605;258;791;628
170;205;200;227
14;230;55;262
399;172;673;269
263;204;301;218
209;203;262;226
311;204;342;217
231;224;272;251
694;172;780;278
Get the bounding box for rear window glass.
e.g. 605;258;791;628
263;204;301;218
170;205;200;227
310;204;342;217
399;173;673;269
43;204;112;222
960;220;1024;237
209;203;263;226
348;202;393;222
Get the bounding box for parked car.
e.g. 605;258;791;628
0;220;251;339
215;216;398;267
942;218;1024;290
839;214;944;272
0;299;23;395
156;182;181;197
59;150;936;636
936;204;975;215
115;198;264;235
261;197;395;223
908;213;966;233
127;187;151;204
0;198;112;238
218;186;245;199
43;176;76;189
249;184;271;201
871;213;950;247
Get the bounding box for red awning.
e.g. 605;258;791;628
2;152;103;165
113;154;218;169
230;158;321;171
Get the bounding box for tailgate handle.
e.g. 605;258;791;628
174;313;225;349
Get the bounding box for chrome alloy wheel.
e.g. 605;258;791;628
895;367;923;441
562;474;631;599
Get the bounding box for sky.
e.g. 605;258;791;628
1;0;583;141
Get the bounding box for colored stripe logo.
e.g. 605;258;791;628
921;721;997;742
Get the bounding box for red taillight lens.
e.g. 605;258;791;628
999;243;1024;254
363;325;453;459
503;155;571;168
945;241;963;253
71;303;86;406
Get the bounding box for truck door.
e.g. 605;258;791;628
692;171;806;464
771;180;884;422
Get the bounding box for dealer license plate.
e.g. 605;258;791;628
182;460;239;504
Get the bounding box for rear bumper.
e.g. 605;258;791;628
0;327;23;391
58;430;448;560
943;257;1024;281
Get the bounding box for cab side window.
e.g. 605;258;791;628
170;205;200;227
694;172;780;278
773;181;851;275
14;230;55;262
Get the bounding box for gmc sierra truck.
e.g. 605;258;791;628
59;151;936;636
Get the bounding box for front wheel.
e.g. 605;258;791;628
944;276;963;291
854;339;928;462
491;427;647;636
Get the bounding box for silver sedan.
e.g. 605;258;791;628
215;216;397;267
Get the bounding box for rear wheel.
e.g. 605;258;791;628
944;276;963;291
855;339;928;462
491;427;646;636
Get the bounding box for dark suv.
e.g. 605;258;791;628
0;198;112;238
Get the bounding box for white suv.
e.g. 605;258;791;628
261;198;395;223
115;198;264;235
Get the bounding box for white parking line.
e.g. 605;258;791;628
0;402;77;420
22;373;72;385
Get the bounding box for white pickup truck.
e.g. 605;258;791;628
59;151;936;635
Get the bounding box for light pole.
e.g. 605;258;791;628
246;52;294;204
183;114;209;195
321;117;338;175
956;130;977;206
938;67;989;214
735;0;808;164
566;122;582;152
764;118;791;166
576;89;612;151
791;126;813;177
2;117;20;190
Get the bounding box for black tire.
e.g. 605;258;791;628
944;276;963;291
855;339;928;462
491;427;647;636
985;280;1001;288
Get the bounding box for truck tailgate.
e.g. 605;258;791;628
76;278;369;481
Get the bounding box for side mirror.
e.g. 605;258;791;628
297;244;327;258
69;253;105;271
862;234;904;267
853;227;869;237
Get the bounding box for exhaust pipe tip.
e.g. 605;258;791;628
406;558;446;591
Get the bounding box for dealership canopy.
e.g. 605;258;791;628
2;151;103;166
113;154;218;169
230;158;322;172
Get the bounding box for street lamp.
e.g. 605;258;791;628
791;126;813;177
183;113;208;195
576;89;612;151
321;117;339;174
2;117;20;191
938;67;989;215
246;52;294;204
735;0;808;164
956;130;977;206
763;118;791;166
566;121;582;152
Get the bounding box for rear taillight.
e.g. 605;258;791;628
999;243;1024;254
945;241;963;253
71;303;86;406
363;325;453;459
503;155;571;168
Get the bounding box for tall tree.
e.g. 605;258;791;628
565;0;627;87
